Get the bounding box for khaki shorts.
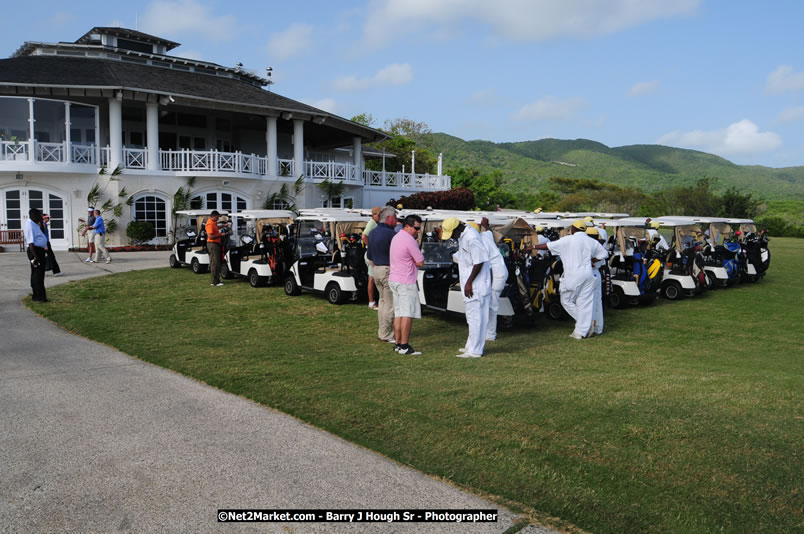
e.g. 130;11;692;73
365;253;374;277
390;281;421;318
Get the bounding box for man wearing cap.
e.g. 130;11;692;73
24;208;48;302
533;219;608;339
205;210;228;286
368;206;398;345
586;226;605;336
362;206;382;309
82;207;96;262
479;217;507;342
389;215;425;355
442;217;491;358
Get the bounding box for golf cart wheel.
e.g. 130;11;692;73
248;269;264;288
662;281;683;300
704;273;715;290
284;276;300;296
191;258;204;274
326;283;344;305
608;287;626;309
169;254;181;269
547;301;564;320
220;263;232;280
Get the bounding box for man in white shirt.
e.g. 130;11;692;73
533;220;608;339
647;222;670;251
586;227;605;336
441;217;491;358
479;217;508;341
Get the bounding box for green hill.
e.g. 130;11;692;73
423;134;804;200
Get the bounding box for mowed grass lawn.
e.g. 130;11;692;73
29;238;803;533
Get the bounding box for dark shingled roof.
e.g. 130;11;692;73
75;27;181;51
0;56;387;142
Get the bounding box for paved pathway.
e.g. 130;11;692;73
0;250;556;533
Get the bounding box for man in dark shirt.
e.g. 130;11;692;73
367;206;397;344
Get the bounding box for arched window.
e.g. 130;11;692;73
132;194;168;237
191;191;248;234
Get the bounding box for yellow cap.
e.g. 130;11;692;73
396;204;403;209
534;225;544;232
533;207;543;214
571;219;586;230
467;222;480;232
585;227;599;236
584;216;594;223
650;221;661;229
441;217;461;240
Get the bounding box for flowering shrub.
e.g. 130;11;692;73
391;188;475;210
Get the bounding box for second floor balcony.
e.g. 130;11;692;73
0;138;452;191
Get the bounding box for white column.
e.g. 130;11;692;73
28;98;35;162
437;153;443;176
411;150;415;175
146;102;159;170
266;116;277;176
64;102;72;163
108;97;123;170
293;119;304;178
352;136;362;182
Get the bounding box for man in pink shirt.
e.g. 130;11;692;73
389;214;425;355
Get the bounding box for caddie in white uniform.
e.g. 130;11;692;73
533;219;608;339
647;222;670;251
586;226;605;336
479;217;507;341
441;217;491;358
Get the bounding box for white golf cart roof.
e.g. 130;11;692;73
175;209;229;216
231;209;294;220
596;218;648;227
296;214;368;223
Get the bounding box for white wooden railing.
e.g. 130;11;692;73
0;142;451;190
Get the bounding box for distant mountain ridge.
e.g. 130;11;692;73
423;133;804;200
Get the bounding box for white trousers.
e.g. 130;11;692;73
464;293;490;356
592;273;603;335
559;276;596;338
486;274;507;340
93;233;109;262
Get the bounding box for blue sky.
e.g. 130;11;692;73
2;0;803;167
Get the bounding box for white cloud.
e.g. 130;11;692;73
627;80;660;97
657;119;781;156
332;63;414;91
266;23;313;61
766;65;804;94
465;89;500;107
513;96;586;121
305;98;337;113
363;0;700;47
777;106;804;123
141;0;238;42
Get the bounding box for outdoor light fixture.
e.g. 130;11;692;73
114;90;123;100
312;116;326;125
280;112;292;120
158;95;174;105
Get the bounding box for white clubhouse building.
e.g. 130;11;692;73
0;27;450;250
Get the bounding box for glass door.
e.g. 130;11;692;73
2;188;69;249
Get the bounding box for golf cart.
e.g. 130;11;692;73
415;212;516;320
284;212;369;304
692;217;741;288
604;220;664;308
220;210;295;287
728;218;770;282
168;210;230;274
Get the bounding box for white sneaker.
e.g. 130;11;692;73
457;353;482;358
53;272;64;277
458;347;468;353
105;259;111;264
87;259;95;263
485;337;496;342
215;282;224;287
85;258;92;262
569;332;584;340
368;302;377;309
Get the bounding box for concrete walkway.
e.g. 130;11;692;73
0;250;555;533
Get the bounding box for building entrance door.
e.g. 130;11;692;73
2;187;70;250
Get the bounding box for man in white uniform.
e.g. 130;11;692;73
586;226;605;336
441;217;491;358
479;217;507;341
647;221;670;251
533;220;608;339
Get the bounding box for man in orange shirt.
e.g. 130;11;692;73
205;211;228;286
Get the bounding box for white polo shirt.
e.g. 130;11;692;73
455;226;491;301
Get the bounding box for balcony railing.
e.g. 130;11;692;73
1;141;451;191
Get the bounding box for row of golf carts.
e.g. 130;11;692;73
167;208;770;324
